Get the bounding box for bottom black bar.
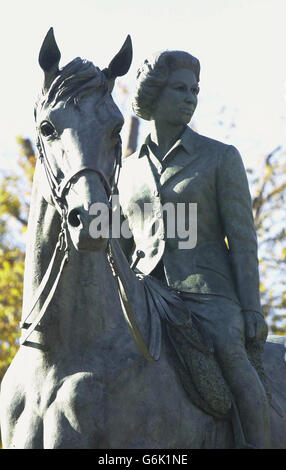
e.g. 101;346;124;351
0;448;285;465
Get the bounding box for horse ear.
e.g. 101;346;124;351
39;27;61;92
103;35;133;81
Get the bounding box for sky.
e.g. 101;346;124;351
0;0;285;172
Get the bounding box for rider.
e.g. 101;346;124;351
118;50;271;448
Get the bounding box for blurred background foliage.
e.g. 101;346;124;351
251;145;286;333
0;137;35;382
0;116;285;389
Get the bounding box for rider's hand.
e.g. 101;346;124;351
244;310;268;343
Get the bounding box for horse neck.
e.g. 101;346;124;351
21;167;146;360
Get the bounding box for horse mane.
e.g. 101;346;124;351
35;57;108;117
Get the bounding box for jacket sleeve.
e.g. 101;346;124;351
217;145;262;314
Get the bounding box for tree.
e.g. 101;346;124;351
251;145;286;334
0;138;35;381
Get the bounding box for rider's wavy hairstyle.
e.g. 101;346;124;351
132;50;200;121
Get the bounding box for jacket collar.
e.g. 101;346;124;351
138;125;200;159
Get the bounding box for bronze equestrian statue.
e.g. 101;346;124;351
0;31;286;449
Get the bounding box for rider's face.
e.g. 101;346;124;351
152;68;199;126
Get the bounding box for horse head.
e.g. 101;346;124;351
34;28;132;252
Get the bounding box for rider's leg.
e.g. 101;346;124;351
182;294;271;449
209;299;270;448
215;331;271;448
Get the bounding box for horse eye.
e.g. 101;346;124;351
40;121;56;137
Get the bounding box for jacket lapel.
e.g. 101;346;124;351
159;128;203;189
133;127;204;193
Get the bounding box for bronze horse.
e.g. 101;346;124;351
0;29;286;448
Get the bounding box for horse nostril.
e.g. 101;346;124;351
68;208;82;228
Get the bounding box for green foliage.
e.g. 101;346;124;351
0;248;24;374
251;146;286;334
0;138;35;382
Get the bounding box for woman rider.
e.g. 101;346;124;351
118;50;270;448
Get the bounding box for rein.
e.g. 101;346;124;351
106;241;156;362
20;131;121;345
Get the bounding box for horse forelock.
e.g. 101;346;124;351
35;57;108;119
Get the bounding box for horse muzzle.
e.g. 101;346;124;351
67;204;110;252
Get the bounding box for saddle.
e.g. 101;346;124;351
141;274;271;422
141;275;232;419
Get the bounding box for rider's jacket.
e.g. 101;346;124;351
118;125;262;315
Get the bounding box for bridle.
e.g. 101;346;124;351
20;126;122;345
19;124;155;361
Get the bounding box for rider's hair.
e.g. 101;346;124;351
132;50;200;121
